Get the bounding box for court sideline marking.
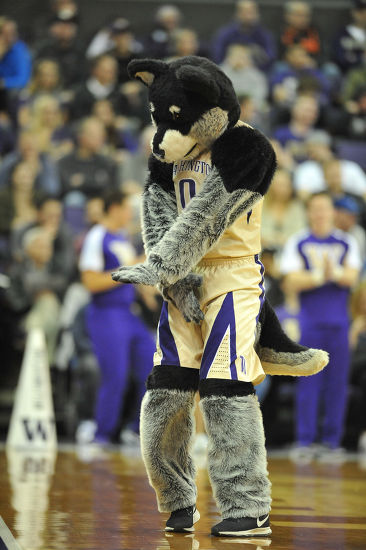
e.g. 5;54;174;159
0;517;22;550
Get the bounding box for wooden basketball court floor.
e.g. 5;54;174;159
0;446;365;550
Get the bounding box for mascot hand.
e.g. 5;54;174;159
149;252;180;286
111;263;159;286
165;274;204;324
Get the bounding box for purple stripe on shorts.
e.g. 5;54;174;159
200;292;238;380
158;302;180;366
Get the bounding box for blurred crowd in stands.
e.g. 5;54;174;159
0;0;366;456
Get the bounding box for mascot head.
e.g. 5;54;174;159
127;56;240;163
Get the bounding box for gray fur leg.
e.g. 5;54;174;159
140;389;197;512
200;393;271;519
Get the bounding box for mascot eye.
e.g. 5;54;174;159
169;105;181;120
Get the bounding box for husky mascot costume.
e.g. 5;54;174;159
112;56;328;537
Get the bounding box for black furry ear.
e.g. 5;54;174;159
127;59;168;86
176;65;220;103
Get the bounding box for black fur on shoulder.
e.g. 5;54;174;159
211;125;277;194
199;378;255;398
146;365;200;392
147;154;174;192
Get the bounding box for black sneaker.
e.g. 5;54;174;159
211;514;271;537
165;506;200;532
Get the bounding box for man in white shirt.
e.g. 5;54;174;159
293;130;366;199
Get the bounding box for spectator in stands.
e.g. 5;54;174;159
17;59;71;128
342;50;366;104
18;59;62;106
27;94;73;160
0;129;60;194
121;125;155;187
269;138;296;172
34;11;85;88
11;194;76;276
349;281;366;456
170;28;204;59
270;45;330;110
341;85;366;140
92;99;139;159
261;167;306;251
212;0;276;71
334;195;366;263
108;19;144;85
281;192;361;461
0;17;32;112
272;94;319;163
32;0;80;45
58;117;118;235
0;112;16;157
58;116;118;200
6;225;73;361
68;55;120;121
0;161;38;243
332;0;366;74
239;94;270;135
119;80;151;129
293;130;366;199
79;189;155;445
220;44;268;108
143;4;183;59
280;1;321;60
86;16;144;60
323;157;366;201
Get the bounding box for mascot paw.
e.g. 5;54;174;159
149;253;180;285
167;274;204;324
179;290;205;324
111;263;159;286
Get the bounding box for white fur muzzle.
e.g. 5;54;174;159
156;130;200;163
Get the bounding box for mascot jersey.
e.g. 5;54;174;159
154;151;266;386
173;151;263;260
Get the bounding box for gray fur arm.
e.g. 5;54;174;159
149;168;261;284
142;180;177;254
114;167;204;321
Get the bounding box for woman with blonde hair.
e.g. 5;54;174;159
28;94;73;159
17;59;68;126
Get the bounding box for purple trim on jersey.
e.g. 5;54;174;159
92;229;135;308
298;241;310;270
339;242;349;266
179;178;196;209
200;292;238;380
254;254;265;323
158;302;180;366
179;181;186;209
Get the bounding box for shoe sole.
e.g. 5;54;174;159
165;510;200;532
213;527;272;537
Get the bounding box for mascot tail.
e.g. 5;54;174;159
257;300;329;376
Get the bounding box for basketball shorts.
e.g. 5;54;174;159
153;255;266;385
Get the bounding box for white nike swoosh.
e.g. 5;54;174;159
257;515;269;527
